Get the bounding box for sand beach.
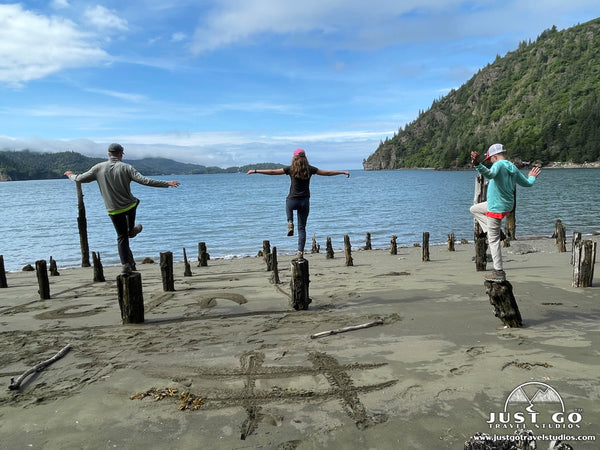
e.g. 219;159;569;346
1;236;598;449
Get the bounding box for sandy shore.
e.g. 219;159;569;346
1;236;598;449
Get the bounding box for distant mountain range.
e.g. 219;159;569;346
0;149;284;181
363;18;600;170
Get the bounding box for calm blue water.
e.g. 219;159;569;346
1;169;598;272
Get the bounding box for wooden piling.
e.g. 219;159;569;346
117;272;144;324
344;235;353;266
572;238;596;288
160;251;175;292
553;219;567;252
183;248;192;277
326;237;334;259
49;256;60;276
0;255;7;288
290;258;311;310
422;232;430;262
92;251;105;282
76;182;91;268
484;280;522;327
198;242;209;267
364;232;372;250
571;232;582;265
311;234;320;253
35;259;50;300
504;189;517;243
447;232;455;251
473;174;488;240
262;240;271;264
390;235;397;255
270;246;280;284
475;233;488;272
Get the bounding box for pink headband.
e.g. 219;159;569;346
293;148;305;157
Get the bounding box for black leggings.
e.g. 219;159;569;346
109;202;138;265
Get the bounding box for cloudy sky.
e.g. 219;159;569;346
0;1;597;169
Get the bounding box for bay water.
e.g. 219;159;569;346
1;168;598;272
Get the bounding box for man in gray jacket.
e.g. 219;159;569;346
65;143;180;273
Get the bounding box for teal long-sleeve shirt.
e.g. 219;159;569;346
476;159;536;213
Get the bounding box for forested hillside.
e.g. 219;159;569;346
363;18;600;170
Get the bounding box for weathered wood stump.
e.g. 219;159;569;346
92;251;105;282
265;251;274;271
475;233;488;272
484;280;522;327
572;238;596;288
49;256;60;276
422;232;430;262
270;246;280;284
198;242;209;267
76;182;91;268
447;232;455;251
571;232;581;265
344;235;353;266
311;234;320;253
160;251;175;292
364;232;372;250
503;189;517;244
262;240;271;264
390;235;397;255
326;237;334;259
0;255;8;288
553;219;567;252
117;272;144;324
35;259;50;300
183;248;192;277
473;174;487;240
290;258;311;310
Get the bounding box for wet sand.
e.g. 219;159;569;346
1;236;599;449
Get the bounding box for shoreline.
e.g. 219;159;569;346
1;236;598;448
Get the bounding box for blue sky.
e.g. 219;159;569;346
0;1;598;169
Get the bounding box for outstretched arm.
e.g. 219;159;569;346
246;168;285;175
316;169;350;177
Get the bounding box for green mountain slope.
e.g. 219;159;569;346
363;19;600;170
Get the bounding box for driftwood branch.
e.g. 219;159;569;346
310;318;384;339
9;343;72;390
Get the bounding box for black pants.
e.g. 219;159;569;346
109;202;138;265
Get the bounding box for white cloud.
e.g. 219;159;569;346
83;5;128;31
51;0;70;9
0;4;108;86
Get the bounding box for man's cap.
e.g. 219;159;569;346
484;143;506;161
108;143;124;153
293;148;306;157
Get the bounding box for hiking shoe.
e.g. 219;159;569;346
484;270;506;282
287;222;294;236
129;224;143;238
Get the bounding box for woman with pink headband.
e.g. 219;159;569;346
247;148;349;258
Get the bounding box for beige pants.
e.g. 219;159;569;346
470;201;503;271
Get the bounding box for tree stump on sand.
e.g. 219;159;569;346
92;251;105;282
290;258;311;310
160;251;175;292
198;242;209;267
270;246;280;284
326;237;334;259
49;256;60;276
0;255;7;288
390;235;397;255
76;181;91;268
262;240;271;264
447;232;455;251
265;251;274;271
364;232;372;250
311;234;320;253
475;233;488;272
484;280;522;327
183;248;192;277
572;238;596;288
117;272;144;324
553;219;567;252
344;235;353;266
422;232;430;262
35;260;50;300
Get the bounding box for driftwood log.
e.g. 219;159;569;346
422;232;430;262
269;246;280;284
290;258;311;310
326;237;334;259
117;272;144;324
92;251;105;282
9;343;72;390
484;280;522;327
390;235;397;255
553;219;567;252
0;255;7;288
572;238;596;288
76;181;91;268
160;251;175;292
310;318;384;339
35;259;50;300
344;235;353;266
183;248;192;277
198;242;209;267
364;232;372;250
311;234;320;253
447;232;455;251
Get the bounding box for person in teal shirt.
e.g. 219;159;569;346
470;143;541;281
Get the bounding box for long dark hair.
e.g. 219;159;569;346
290;153;310;179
